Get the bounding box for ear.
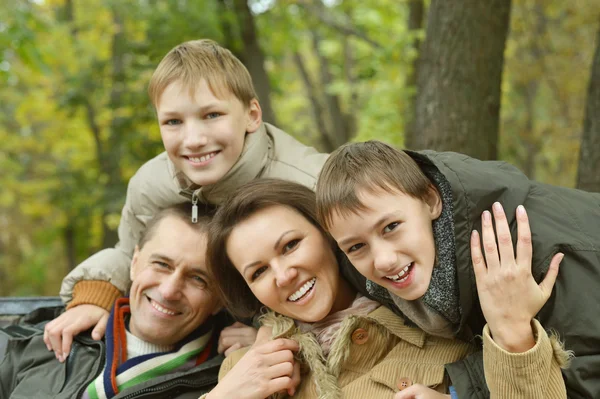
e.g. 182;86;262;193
245;98;262;134
130;245;141;281
426;185;443;220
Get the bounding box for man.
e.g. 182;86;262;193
0;205;242;399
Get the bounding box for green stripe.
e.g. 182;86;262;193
119;348;202;391
87;382;100;399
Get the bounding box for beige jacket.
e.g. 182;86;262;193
218;308;567;399
60;123;328;305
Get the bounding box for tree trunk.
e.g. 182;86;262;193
576;21;600;193
404;0;425;149
412;0;511;160
232;0;278;126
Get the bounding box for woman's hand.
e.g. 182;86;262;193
218;322;258;357
394;384;450;398
471;202;563;352
207;338;301;399
43;304;109;362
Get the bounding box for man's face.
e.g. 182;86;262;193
327;187;441;301
156;79;261;186
128;216;219;346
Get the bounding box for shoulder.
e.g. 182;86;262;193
262;123;329;189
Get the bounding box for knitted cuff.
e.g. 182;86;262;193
66;280;122;312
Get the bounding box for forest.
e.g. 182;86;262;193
1;0;599;296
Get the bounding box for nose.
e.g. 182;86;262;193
372;241;398;273
183;119;208;149
158;273;184;301
273;260;298;288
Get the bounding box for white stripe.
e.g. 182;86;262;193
95;364;108;399
115;331;211;385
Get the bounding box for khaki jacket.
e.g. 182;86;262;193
218;308;566;399
60;123;328;304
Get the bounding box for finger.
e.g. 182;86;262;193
267;376;296;398
539;253;563;298
230;321;248;328
492;202;516;267
224;342;242;357
394;384;425;398
92;314;108;340
61;329;75;361
471;230;487;280
266;361;294;379
264;348;295;367
255;325;273;344
515;205;533;270
46;324;64;360
287;361;301;396
481;210;501;270
256;337;298;355
43;323;54;351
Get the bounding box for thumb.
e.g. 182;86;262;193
92;314;109;340
539;252;563;298
255;325;273;345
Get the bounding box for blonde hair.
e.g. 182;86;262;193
148;39;257;107
316;141;432;229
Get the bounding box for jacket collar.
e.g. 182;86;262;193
167;123;271;204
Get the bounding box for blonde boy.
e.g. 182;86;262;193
45;39;327;358
315;140;600;397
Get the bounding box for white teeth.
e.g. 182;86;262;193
288;278;316;302
151;300;176;315
189;152;217;163
384;263;412;282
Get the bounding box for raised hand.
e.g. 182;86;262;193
207;338;301;399
471;202;563;352
393;384;450;399
43;304;109;362
218;321;258;357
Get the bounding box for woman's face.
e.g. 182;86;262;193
226;205;352;322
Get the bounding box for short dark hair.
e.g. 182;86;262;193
316;140;432;230
207;179;335;319
138;203;215;250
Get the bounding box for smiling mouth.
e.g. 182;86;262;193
288;277;316;302
147;296;180;316
187;151;219;163
384;262;413;283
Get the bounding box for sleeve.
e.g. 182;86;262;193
218;346;250;381
66;280;123;311
59;168;151;304
483;319;568;399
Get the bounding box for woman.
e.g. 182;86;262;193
203;179;565;399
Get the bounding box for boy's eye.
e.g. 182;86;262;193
383;222;400;233
283;239;300;254
251;265;268;281
347;243;365;254
164;119;182;126
206;112;221;119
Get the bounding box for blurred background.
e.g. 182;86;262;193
1;0;599;296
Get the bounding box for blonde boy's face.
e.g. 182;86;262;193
327;187;442;301
157;79;261;186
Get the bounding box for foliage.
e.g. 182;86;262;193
1;0;597;295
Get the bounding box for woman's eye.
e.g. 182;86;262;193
383;222;400;233
347;243;364;254
164;119;182;126
251;266;267;281
283;239;300;253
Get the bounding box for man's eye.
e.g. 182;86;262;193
251;266;267;281
192;275;206;285
383;222;400;233
164;119;182;126
347;243;364;253
154;261;170;269
283;239;300;254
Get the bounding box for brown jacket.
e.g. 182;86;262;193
218;307;567;399
59;123;328;308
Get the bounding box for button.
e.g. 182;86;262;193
351;328;368;345
397;377;413;391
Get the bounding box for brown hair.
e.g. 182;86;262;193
138;203;215;250
148;39;257;107
316;140;432;229
207;179;335;319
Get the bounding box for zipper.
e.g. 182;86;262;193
117;376;218;399
76;339;106;399
191;192;199;223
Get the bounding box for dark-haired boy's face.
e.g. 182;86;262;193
328;187;441;300
157;79;261;186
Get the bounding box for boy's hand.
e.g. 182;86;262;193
471;202;563;353
217;321;258;357
207;338;301;399
394;384;450;398
43;304;109;362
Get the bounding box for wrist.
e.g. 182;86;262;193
489;321;536;353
